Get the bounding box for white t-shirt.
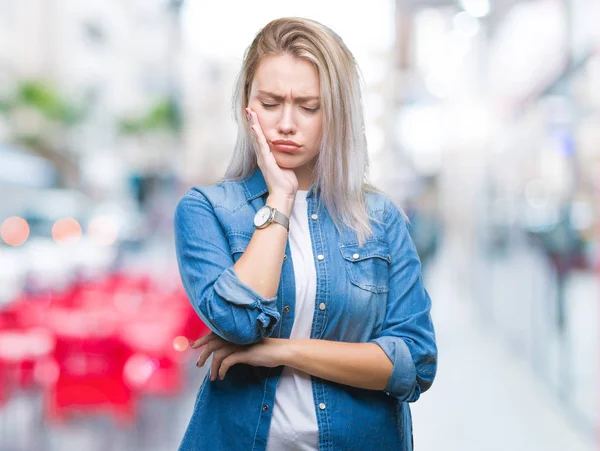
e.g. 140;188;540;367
266;190;319;451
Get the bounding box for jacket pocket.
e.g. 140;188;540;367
339;241;391;294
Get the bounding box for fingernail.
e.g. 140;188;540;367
245;108;251;121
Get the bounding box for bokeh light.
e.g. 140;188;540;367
52;217;82;244
123;354;158;387
1;216;30;246
87;215;119;246
172;336;190;352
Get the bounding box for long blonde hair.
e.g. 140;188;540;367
224;17;380;244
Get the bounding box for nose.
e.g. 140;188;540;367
277;104;296;135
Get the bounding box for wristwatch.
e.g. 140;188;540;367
253;205;290;232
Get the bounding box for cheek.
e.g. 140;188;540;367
306;118;323;145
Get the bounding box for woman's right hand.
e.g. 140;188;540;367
246;107;298;201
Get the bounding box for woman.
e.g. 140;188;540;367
174;17;437;451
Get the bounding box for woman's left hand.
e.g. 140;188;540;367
191;333;288;381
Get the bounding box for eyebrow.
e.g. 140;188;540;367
258;90;320;103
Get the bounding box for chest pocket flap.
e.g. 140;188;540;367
339;240;391;294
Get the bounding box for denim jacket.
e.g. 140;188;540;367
174;169;437;451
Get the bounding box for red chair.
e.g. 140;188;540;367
120;306;188;396
44;308;136;425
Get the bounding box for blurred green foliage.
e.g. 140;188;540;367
18;81;83;124
119;98;181;135
0;80;85;125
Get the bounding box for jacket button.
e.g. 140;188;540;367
283;254;287;260
317;254;324;261
284;306;291;313
311;214;318;220
318;403;326;410
262;404;269;412
352;253;360;259
319;303;326;311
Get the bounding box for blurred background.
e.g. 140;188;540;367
0;0;598;450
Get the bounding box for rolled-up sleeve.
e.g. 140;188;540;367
369;200;437;402
174;189;280;345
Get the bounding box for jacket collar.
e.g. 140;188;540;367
241;168;269;202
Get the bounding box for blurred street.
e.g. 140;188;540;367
412;239;596;451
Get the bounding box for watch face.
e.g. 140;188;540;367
254;206;272;228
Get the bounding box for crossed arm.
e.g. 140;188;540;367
192;333;393;391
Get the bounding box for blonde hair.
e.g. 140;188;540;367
224;17;380;245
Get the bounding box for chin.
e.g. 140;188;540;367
273;155;305;169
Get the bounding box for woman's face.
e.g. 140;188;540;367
248;54;323;173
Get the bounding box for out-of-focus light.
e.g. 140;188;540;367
460;0;490;18
52;218;82;244
453;11;480;38
451;105;491;145
87;215;119;246
28;328;56;357
123;354;158;387
33;357;60;386
570;201;594;231
173;336;190;352
425;76;450;99
525;179;550;208
1;216;30;246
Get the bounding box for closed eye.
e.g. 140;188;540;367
261;102;278;108
302;107;319;113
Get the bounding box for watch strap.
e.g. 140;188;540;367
272;208;290;232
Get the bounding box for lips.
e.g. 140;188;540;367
271;140;301;153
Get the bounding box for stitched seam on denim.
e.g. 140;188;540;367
339;238;388;249
185;188;205;199
340;252;390;262
189;185;249;212
251;299;278;316
277;264;284;337
179;373;210;448
314;202;328;340
321;381;331;449
196;372;209;407
342;258;390;293
227;231;253;239
228;232;253;254
195;288;229;339
242;179;252;199
251;368;272;451
252;188;269;200
340;237;387;246
344;267;389;294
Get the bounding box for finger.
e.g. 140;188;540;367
210;347;237;381
196;337;227;368
246;109;264;166
191;332;217;349
218;353;243;380
246;109;269;156
249;111;269;152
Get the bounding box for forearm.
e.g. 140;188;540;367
280;339;393;391
234;194;294;299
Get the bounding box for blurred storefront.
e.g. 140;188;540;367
391;0;600;440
